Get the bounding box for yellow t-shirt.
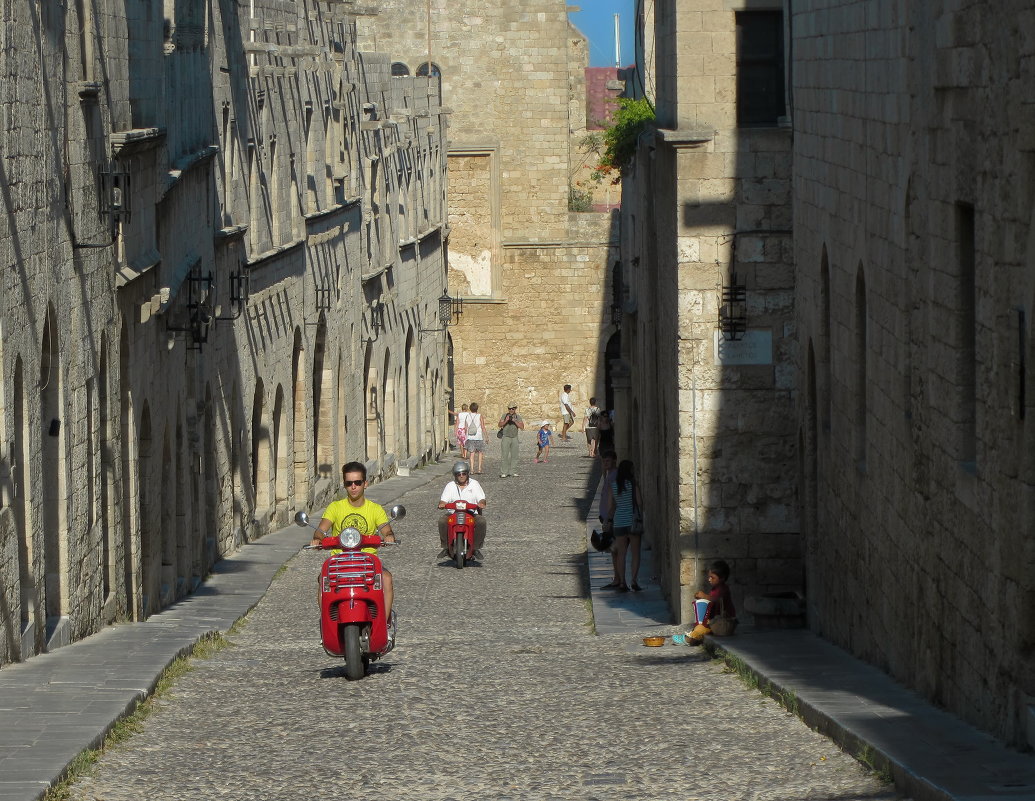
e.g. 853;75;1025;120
322;498;390;553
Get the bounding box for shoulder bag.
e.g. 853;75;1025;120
708;594;738;637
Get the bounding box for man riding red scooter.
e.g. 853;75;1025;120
438;460;486;566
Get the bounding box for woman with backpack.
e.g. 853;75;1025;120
464;402;485;474
582;397;602;458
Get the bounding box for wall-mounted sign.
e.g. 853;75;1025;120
714;329;772;365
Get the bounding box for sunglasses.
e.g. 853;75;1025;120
455;471;469;476
344;479;364;487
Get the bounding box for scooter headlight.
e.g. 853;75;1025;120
339;527;362;549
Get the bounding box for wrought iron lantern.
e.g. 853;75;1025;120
166;268;214;351
719;273;747;341
419;292;463;337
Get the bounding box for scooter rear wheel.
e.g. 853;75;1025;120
343;624;365;680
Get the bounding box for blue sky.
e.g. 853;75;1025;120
568;0;637;68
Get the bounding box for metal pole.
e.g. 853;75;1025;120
614;13;621;68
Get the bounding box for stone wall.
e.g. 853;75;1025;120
793;0;1035;747
357;2;620;425
0;0;448;664
618;0;799;623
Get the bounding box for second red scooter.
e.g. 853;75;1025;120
442;500;478;569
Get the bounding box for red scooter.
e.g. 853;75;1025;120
296;506;404;680
442;500;478;569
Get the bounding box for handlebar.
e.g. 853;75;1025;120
304;536;402;550
442;501;484;512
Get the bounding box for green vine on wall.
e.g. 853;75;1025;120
593;98;655;184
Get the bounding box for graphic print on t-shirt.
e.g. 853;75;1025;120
339;512;373;535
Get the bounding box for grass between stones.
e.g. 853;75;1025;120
713;647;894;787
43;630;236;801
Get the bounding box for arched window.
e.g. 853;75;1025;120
391;62;410;77
855;266;867;472
415;62;441;78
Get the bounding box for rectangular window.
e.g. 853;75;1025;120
736;11;786;127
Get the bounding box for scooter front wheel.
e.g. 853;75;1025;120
342;624;365;680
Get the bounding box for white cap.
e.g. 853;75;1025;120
541;420;551;427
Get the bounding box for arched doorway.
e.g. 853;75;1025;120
160;427;175;607
139;405;158;616
119;321;138;619
382;350;396;455
604;331;621;412
203;385;218;571
252;379;271;516
313;316;332;479
273;385;289;509
405;330;418;457
40;308;68;643
363;341;378;461
98;339;116;619
292;329;308;503
13;357;38;656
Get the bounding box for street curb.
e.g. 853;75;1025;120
705;637;953;801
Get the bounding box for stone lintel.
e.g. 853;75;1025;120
115;247;162;289
304;196;360;225
110;127;166;158
248;238;305;270
216;224;249;242
418;224;442;242
361;264;390;283
161;145;220;199
657;128;715;147
77;81;102;100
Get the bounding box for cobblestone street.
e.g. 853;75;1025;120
67;438;900;801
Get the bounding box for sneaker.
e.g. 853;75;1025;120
510;472;519;477
500;473;507;478
437;548;449;558
385;611;398;652
473;549;484;560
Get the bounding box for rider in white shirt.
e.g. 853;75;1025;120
437;461;487;558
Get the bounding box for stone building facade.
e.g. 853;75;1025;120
624;0;1035;749
0;0;448;664
794;0;1035;747
357;2;618;426
617;0;799;624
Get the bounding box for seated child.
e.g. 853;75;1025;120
676;560;737;645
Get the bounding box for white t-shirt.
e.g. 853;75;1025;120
440;479;486;505
559;391;572;417
456;411;469;432
465;413;483;440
